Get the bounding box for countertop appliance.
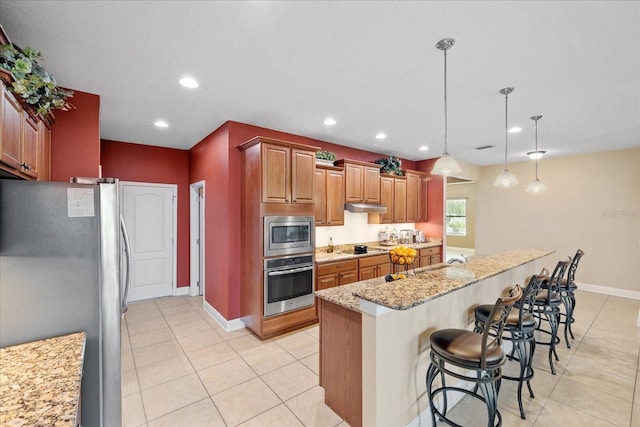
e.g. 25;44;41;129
264;216;315;257
264;254;314;317
354;245;368;254
0;179;131;427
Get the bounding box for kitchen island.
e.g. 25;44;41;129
0;332;86;426
315;249;553;427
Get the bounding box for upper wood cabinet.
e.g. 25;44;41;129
379;176;394;223
261;142;316;204
335;160;380;204
393;177;407;223
1;76;49;180
315;165;345;226
1;82;22;171
405;171;430;223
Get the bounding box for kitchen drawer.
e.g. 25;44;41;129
317;259;358;276
420;247;441;256
358;253;389;268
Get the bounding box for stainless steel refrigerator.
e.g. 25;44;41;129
0;178;131;427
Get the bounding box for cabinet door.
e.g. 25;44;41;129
339;270;358;285
291;148;315;204
325;169;344;226
344;163;364;202
314;169;326;225
418;176;429;222
406;173;419;223
318;274;339;290
377;263;392;277
393;179;407;223
359;266;377;281
0;85;22;170
418;256;430;267
430;254;441;265
262;144;290;203
380;176;394;223
363;166;381;203
21;112;39;179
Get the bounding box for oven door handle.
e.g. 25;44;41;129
267;266;314;277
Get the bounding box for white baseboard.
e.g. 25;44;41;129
406;378;475;427
203;299;246;332
174;286;190;296
576;282;640;300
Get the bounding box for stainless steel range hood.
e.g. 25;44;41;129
344;203;387;214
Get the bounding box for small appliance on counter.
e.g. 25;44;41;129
415;230;426;243
399;230;414;244
353;245;368;254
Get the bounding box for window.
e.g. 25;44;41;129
446;198;467;236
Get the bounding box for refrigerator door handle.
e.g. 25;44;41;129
120;215;133;314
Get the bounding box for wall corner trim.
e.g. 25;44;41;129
203;300;246;332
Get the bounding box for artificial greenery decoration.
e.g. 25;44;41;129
316;150;336;161
375;155;403;175
0;44;74;116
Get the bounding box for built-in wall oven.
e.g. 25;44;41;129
264;216;314;257
264;254;314;317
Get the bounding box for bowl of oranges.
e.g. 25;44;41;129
389;246;417;265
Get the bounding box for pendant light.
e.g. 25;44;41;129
526;115;547;193
494;87;519;187
431;38;462;176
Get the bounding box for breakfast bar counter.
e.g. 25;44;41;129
0;332;86;426
315;249;553;427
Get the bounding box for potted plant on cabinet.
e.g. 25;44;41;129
0;44;74;118
316;150;336;166
375;155;403;175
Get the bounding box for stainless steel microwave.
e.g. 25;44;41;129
264;216;314;257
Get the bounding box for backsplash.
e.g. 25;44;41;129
315;211;415;247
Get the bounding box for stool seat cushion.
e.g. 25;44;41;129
474;304;536;328
534;292;561;306
430;328;504;369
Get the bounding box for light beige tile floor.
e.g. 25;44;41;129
122;290;640;426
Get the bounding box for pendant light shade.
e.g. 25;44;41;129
526;115;547;193
494;87;518;187
432;38;461;176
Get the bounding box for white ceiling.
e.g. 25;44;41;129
1;1;638;166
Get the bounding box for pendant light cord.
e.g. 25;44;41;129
504;92;508;169
534;117;539;180
443;47;448;155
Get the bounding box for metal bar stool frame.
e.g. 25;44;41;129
473;270;548;419
533;259;570;375
553;249;585;348
426;285;522;427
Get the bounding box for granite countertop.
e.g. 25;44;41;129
315;249;553;312
0;331;86;427
315;241;442;264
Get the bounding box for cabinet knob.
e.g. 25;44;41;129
293;199;297;203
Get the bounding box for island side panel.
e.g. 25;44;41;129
319;299;363;427
361;258;545;426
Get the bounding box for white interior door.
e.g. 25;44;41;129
122;182;176;302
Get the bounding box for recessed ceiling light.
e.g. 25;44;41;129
323;118;336;126
419;145;429;151
376;133;387;140
179;77;199;88
154;120;169;128
508;126;522;133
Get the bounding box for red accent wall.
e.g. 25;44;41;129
101;140;191;288
189;120;422;320
50;90;100;181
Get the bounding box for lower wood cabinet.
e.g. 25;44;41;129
418;246;442;267
316;259;359;290
358;254;391;280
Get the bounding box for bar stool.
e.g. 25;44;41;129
533;259;570;375
426;285;522;427
473;270;548;419
542;249;585;348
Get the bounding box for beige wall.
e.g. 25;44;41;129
476;148;640;292
446;182;476;249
